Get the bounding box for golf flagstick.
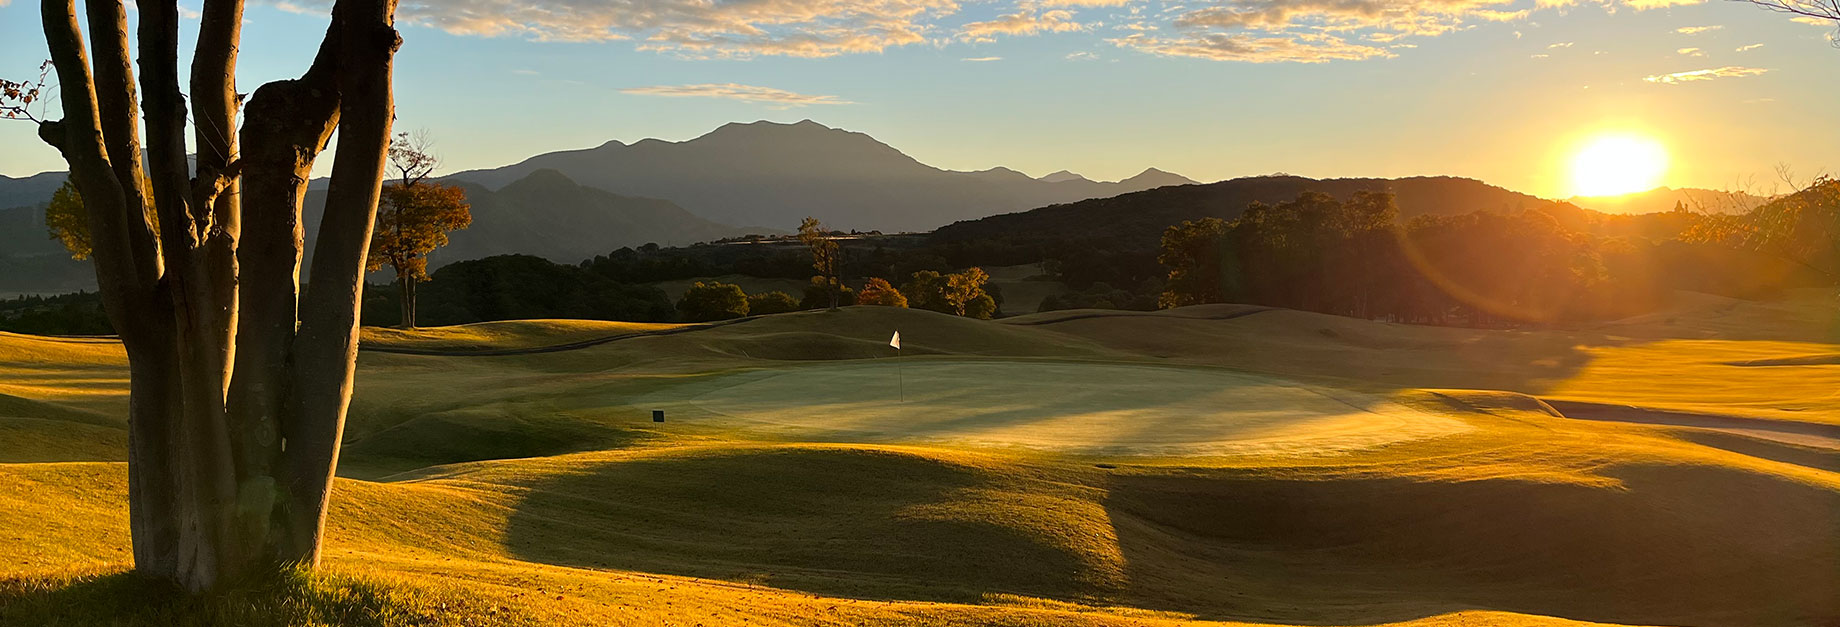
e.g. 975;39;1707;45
889;330;903;403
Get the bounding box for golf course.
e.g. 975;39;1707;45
2;289;1837;626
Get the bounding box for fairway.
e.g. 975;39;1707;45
650;360;1471;455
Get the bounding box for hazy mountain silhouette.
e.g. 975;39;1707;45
446;120;1199;232
935;175;1564;247
0;172;66;211
1038;170;1089;183
302;169;755;269
3;169;752;294
1568;187;1771;215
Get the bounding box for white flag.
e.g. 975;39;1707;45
889;331;901;349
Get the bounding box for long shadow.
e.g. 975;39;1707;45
499;447;1104;603
1099;463;1840;627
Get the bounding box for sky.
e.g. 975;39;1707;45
0;0;1833;199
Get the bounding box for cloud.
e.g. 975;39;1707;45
1037;0;1129;5
958;8;1086;42
1643;66;1769;84
961;56;1004;61
1791;16;1829;26
620;83;855;108
1548;41;1572;48
1677;47;1702;56
1736;43;1763;52
1066;50;1101;59
1531;52;1549;58
1110;31;1391;63
1107;0;1554;64
270;0;960;58
1675;25;1721;34
1621;0;1702;8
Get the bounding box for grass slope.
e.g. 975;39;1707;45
1;291;1837;626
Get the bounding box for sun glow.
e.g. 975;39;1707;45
1569;134;1669;197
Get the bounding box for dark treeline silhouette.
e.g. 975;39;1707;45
1158;189;1833;326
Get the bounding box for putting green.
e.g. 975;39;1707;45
644;359;1471;456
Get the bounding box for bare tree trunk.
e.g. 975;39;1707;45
397;272;413;328
36;0;399;591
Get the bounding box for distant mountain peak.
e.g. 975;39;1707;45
1119;167;1196;187
1039;170;1089;183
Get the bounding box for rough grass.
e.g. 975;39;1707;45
0;567;536;627
0;290;1837;626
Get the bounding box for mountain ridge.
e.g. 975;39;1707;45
445;119;1201;232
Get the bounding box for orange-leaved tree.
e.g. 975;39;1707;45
366;130;470;328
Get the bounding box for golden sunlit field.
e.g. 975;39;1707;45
2;289;1837;626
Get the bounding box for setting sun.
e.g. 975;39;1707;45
1569;134;1670;197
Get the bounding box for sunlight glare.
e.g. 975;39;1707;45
1569;134;1669;197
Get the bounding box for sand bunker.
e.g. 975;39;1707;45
647;360;1471;456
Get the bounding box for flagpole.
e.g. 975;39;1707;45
897;341;904;404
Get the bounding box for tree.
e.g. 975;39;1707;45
678;281;750;321
746;290;800;315
858;277;908;307
3;0;403;591
799;217;844;310
366;133;471;328
800;276;857;309
903;268;992;317
1688;176;1840;284
1733;0;1840;25
1157;218;1230;308
44;179;88;260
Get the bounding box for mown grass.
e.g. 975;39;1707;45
0;290;1835;626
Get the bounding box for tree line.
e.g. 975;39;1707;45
1156;185;1837;326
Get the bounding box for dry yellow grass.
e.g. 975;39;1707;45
2;290;1837;626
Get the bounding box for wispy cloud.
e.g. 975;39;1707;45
1676;25;1721;34
1677;47;1703;56
1111;32;1392;63
1066;50;1100;60
1643;66;1769;84
620;83;855;108
961;56;1004;62
1531;53;1550;58
1736;43;1763;52
1548;41;1573;48
270;0;959;58
959;8;1086;42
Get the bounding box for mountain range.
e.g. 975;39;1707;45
934;175;1567;247
0;119;1781;295
445;119;1197;232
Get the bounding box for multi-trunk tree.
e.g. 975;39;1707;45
4;0;403;591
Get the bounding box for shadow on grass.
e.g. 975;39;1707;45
500;447;1103;604
1101;464;1840;627
0;567;530;627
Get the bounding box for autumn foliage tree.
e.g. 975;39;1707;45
858;277;908;307
43;179;90;259
799;216;844;310
366;132;471;328
904;268;995;318
2;0;404;591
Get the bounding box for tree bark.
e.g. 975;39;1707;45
36;0;399;591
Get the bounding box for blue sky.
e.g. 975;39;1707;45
0;0;1832;198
